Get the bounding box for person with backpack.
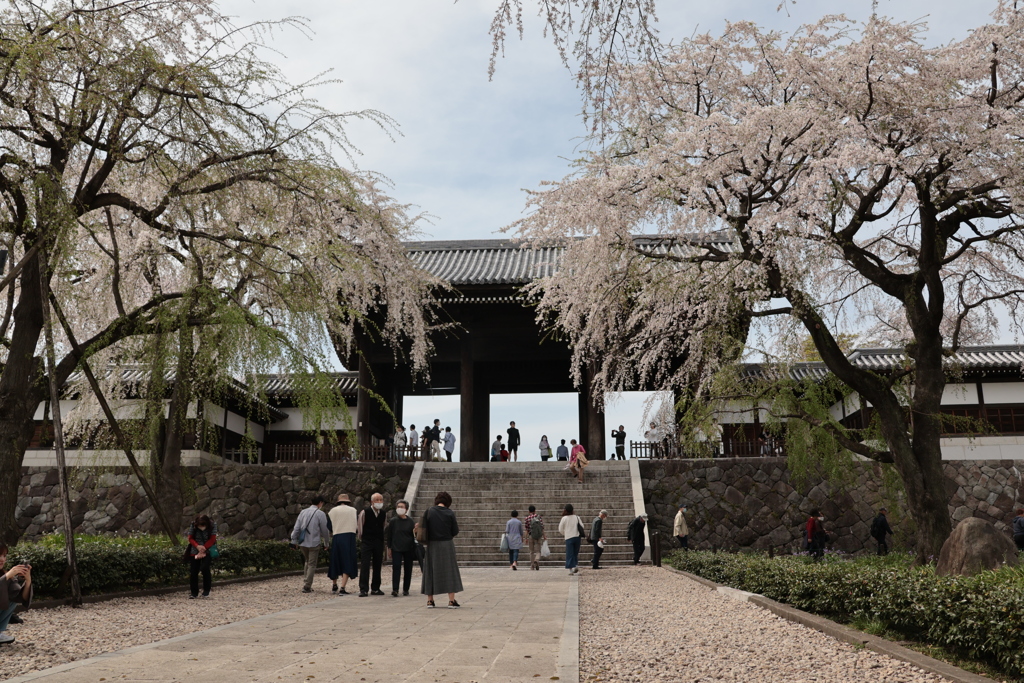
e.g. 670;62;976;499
627;513;647;565
870;507;894;556
558;503;584;574
290;495;330;593
1013;508;1024;552
524;505;546;570
590;510;607;569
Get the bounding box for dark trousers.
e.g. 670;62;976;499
875;537;889;556
189;555;211;597
359;539;384;593
1015;534;1024;552
632;542;645;565
591;541;604;568
676;535;688;550
391;549;415;593
615;445;625;460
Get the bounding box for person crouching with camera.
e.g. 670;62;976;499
0;544;32;645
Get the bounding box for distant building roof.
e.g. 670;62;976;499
258;372;358;399
406;234;738;287
740;346;1024;383
847;346;1024;371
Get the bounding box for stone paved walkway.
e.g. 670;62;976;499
8;568;578;683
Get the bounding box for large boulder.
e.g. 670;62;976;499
936;517;1019;576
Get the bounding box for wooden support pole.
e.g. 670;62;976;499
460;340;474;462
39;256;82;607
48;294;180;545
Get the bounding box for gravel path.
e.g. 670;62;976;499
579;566;949;683
0;575;337;680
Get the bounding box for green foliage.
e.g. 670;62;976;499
4;535;318;598
668;551;1024;678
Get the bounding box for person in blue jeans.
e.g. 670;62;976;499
0;544;32;645
505;510;524;570
558;503;583;574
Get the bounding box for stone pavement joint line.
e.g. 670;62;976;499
6;568;576;683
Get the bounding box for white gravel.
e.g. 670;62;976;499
579;566;950;683
0;575;336;680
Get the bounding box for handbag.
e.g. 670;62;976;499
576;518;585;538
540;540;551;557
209;544;220;559
499;533;509;552
181;546;192;564
415;509;430;545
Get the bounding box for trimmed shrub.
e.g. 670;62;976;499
667;551;1024;678
3;535;321;598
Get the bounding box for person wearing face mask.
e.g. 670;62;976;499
358;493;388;597
385;500;416;596
673;503;689;550
328;494;358;595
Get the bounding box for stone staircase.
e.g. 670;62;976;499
409;460;642;567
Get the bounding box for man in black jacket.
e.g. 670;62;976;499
507;421;521;462
358;493;388;596
627;514;647;565
590;510;607;569
385;500;416;596
870;508;894;556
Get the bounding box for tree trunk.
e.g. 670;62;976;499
0;252;47;546
155;327;193;533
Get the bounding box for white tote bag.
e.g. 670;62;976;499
540;540;551;557
500;533;509;552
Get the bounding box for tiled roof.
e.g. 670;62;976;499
847;346;1024;371
257;372;359;399
406;234;738;286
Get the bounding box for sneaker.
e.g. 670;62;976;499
371;589;385;596
302;588;313;593
391;590;399;597
9;614;23;624
331;585;338;593
189;594;198;599
448;600;461;609
573;567;579;574
402;591;410;596
200;593;210;598
358;592;368;597
0;632;14;645
338;588;349;595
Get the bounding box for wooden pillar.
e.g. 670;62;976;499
578;389;590;450
470;363;490;462
356;354;371;449
584;364;606;459
460;341;474;461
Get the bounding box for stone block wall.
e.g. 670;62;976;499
16;462;414;540
641;458;1024;554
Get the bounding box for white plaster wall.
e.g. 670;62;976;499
941;435;1024;460
21;449;219;467
982;382;1024;404
941;383;979;405
265;406;357;432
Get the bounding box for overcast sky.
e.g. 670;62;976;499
221;0;993;459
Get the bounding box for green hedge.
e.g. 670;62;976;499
668;551;1024;678
3;535;323;598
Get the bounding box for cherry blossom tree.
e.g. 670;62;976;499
0;0;434;545
517;7;1024;559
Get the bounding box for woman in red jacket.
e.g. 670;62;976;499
187;515;218;598
806;509;826;562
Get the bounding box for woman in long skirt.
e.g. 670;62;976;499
327;494;358;594
420;491;464;609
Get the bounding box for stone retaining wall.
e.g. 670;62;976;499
641;458;1024;554
17;462;414;540
18;458;1023;553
